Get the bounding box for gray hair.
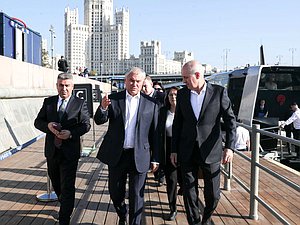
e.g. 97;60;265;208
125;67;146;79
57;73;73;80
183;60;205;76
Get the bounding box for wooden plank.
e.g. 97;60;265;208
0;125;300;225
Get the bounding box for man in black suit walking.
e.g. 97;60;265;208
171;60;236;225
34;73;91;225
142;75;165;186
94;67;160;225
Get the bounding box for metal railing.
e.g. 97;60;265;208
222;123;300;225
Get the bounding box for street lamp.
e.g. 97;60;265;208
223;49;230;72
100;62;103;82
276;55;283;65
289;48;296;65
49;25;55;69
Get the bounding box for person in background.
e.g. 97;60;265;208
158;86;183;221
254;99;268;118
94;67;160;225
153;81;165;93
58;56;69;72
34;73;91;225
171;60;236;225
143;75;165;186
265;74;277;90
283;106;294;154
280;102;300;159
235;119;250;151
143;75;165;105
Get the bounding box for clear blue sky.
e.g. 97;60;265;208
1;0;300;70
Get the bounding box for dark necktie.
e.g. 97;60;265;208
54;100;67;148
58;99;67;121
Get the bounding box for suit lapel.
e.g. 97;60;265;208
198;83;213;121
136;94;145;125
118;91;126;127
60;95;74;121
183;88;197;122
52;95;59;122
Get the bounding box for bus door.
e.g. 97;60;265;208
238;66;261;126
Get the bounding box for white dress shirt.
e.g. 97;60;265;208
165;110;174;137
283;108;300;129
123;91;140;148
190;82;207;120
57;96;70;112
235;126;250;150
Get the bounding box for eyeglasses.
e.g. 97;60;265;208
154;88;162;91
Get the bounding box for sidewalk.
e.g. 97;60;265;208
0;122;299;224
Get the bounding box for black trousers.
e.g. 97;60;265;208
108;150;147;225
164;136;178;212
47;149;78;225
293;129;300;157
181;145;221;225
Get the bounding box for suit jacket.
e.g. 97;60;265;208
34;95;91;160
157;106;171;166
152;90;165;106
94;91;160;173
172;83;236;164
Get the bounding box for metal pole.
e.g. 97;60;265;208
92;119;96;149
49;25;55;69
249;124;260;220
223;162;232;191
100;62;102;82
36;173;58;202
279;126;284;160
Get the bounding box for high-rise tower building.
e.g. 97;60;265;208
65;7;90;73
65;0;129;75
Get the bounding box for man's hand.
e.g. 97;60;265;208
57;130;71;140
170;153;177;167
101;93;111;110
279;121;285;129
48;122;61;136
222;148;233;164
151;162;159;173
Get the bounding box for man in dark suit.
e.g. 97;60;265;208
34;73;91;225
58;56;69;72
142;75;165;106
142;75;165;186
171;60;236;225
94;67;160;225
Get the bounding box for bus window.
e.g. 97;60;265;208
228;76;246;115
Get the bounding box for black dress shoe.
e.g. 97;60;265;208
119;218;127;225
201;218;212;225
167;211;177;221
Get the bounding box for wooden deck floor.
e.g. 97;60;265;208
0;123;299;225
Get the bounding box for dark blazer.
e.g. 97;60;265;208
172;83;236;164
152;90;165;106
34;95;91;160
158;106;170;166
94;91;160;173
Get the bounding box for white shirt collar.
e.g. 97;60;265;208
190;82;207;95
126;90;140;100
58;95;71;102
